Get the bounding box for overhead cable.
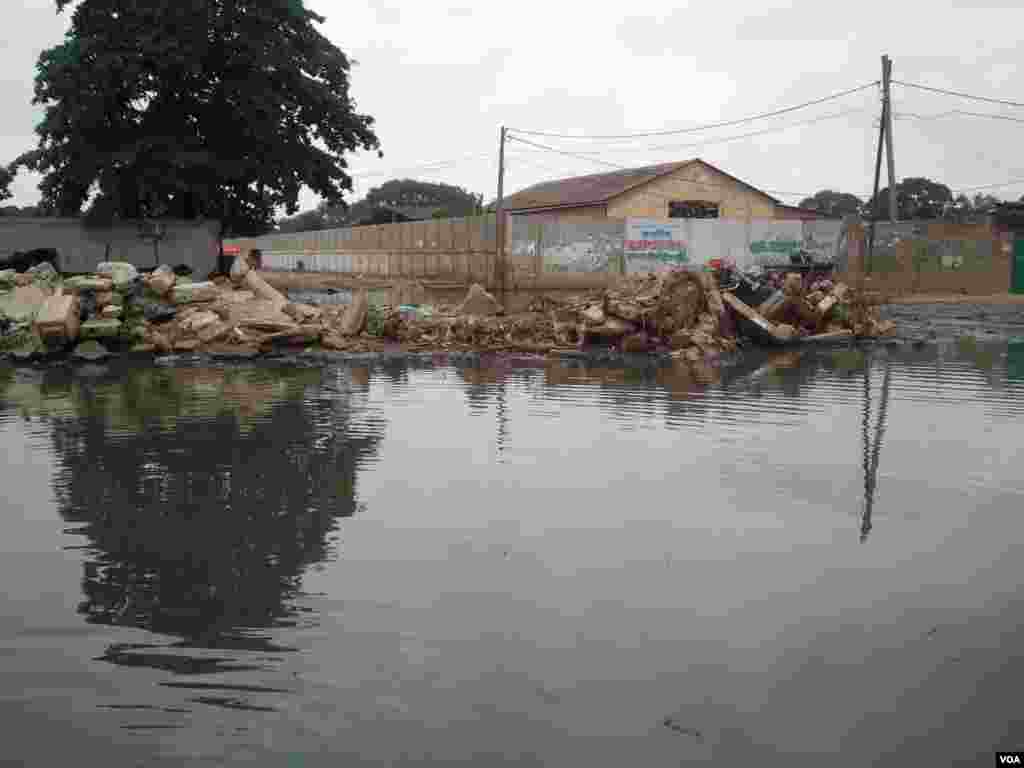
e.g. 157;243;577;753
892;80;1024;109
507;81;880;140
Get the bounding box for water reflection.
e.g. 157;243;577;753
3;364;385;666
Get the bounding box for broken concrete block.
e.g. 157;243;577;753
874;319;897;337
581;305;606;326
783;273;804;297
243;270;288;309
79;318;122;340
179;310;220;334
339;290;369;336
35;294;81;343
148;265;176;295
698;271;725;317
773;323;798;342
197;321;233;344
171;281;220;305
606;299;643;323
283;303;322;323
669;329;692;350
457;283;502;317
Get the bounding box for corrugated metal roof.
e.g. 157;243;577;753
497;158;782;212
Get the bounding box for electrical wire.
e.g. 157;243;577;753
894;108;1024;125
510;106;870;157
507;81;879;140
892;80;1024;109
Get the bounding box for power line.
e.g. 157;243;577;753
505;134;837;206
894;108;1024;125
511;106;869;157
892;80;1024;109
507;82;879;140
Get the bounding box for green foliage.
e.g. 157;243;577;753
797;190;862;219
867;177;953;221
13;0;380;237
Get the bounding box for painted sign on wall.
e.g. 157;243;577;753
625;218;690;273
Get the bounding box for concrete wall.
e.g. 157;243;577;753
228;214;1010;296
857;221;1010;294
0;217;221;274
607;163;779;220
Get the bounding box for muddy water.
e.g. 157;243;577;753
1;341;1023;766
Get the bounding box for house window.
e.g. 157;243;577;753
668;201;719;219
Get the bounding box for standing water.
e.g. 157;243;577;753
1;340;1023;766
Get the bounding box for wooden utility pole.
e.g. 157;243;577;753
882;55;897;222
495;126;507;302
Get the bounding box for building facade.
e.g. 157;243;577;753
497;159;818;225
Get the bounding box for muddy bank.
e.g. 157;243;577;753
881;301;1024;343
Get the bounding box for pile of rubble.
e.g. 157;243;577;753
367;269;895;359
0;255;895;364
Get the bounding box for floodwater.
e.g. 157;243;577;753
1;339;1023;766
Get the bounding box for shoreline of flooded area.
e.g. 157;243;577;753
2;335;1023;766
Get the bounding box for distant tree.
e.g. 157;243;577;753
12;0;380;240
867;177;954;220
277;208;329;233
971;193;1001;214
797;190;863;219
354;206;413;226
363;179;482;217
0;164;11;202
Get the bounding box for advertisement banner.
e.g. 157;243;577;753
625;218;691;273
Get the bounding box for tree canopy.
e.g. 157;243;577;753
0;164;12;202
866;177;954;220
275;178;484;232
362;179;482;217
12;0;380;237
797;190;862;219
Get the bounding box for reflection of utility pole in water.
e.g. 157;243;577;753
496;374;508;463
860;356;893;542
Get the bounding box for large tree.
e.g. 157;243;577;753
866;177;954;220
12;0;380;238
797;190;863;219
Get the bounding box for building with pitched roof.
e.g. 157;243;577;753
493;158;820;223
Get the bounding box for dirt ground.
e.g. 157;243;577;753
890;293;1024;306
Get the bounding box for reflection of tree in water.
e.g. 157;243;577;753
33;364;385;655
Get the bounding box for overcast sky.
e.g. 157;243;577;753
5;0;1024;215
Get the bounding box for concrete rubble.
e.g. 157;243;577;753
0;257;897;364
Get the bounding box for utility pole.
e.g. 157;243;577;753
495;125;507;303
866;80;887;274
882;55;897;222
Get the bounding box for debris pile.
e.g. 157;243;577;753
0;256;896;364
